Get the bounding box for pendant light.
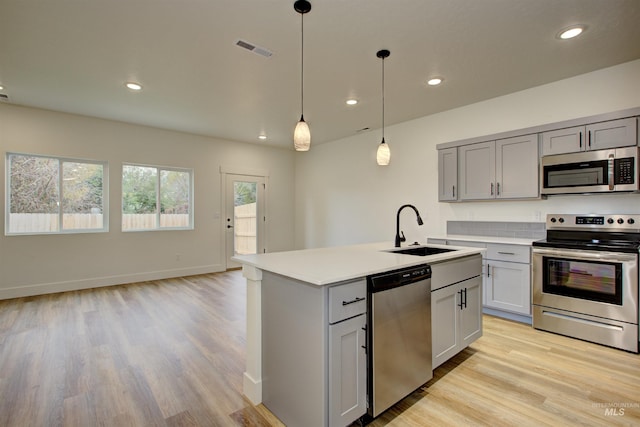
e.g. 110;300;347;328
293;0;311;151
376;49;391;165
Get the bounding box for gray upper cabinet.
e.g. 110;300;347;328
459;141;495;200
458;134;538;201
438;147;458;201
541;117;637;156
495;134;539;199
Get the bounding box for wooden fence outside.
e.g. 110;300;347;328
234;202;257;255
8;213;190;232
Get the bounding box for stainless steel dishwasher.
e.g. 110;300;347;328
366;264;432;419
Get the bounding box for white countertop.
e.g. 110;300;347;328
232;241;484;286
428;234;539;246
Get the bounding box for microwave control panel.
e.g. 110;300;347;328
614;157;635;185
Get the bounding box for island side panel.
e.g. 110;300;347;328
241;265;263;404
262;271;328;427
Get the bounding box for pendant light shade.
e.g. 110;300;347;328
376;138;391;165
376;49;391;166
294;115;311;151
293;0;311;151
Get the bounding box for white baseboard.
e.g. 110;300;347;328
0;264;225;300
243;371;263;405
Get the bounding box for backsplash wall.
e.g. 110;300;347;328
447;221;546;240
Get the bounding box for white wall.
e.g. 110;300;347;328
0;104;295;298
294;59;640;249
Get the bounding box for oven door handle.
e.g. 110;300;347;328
532;247;637;263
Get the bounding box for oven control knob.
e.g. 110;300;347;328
550;217;557;223
617;218;624;224
627;218;635;225
558;218;564;223
607;218;614;224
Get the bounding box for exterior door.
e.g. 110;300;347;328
225;174;265;269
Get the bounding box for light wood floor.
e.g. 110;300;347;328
0;271;638;426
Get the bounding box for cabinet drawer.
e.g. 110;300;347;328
329;280;366;324
486;244;530;263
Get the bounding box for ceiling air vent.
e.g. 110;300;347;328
235;39;273;58
0;94;9;102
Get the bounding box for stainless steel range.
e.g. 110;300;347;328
532;214;640;353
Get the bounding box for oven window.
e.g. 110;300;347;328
542;257;622;305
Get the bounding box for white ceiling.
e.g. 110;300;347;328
1;0;640;149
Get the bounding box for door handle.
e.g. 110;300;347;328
227;224;234;228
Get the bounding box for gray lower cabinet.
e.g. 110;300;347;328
484;244;531;316
432;276;482;369
261;272;366;427
429;239;533;322
430;255;483;369
328;281;367;426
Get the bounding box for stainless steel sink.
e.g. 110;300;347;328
385;246;457;256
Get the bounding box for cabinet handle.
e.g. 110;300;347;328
496;182;500;196
463;288;467;309
487;264;491;277
490;182;494;195
497;251;515;255
457;290;464;309
362;325;367;354
342;296;365;306
452;185;456;198
579;131;582;148
588;130;591;148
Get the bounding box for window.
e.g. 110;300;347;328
122;164;193;231
6;153;108;234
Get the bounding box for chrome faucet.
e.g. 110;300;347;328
395;204;424;247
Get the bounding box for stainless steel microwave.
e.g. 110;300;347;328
541;146;638;195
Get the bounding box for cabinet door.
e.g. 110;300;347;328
541;126;584;155
587;117;637;150
438;147;458;201
432;283;460;369
459;141;496;200
459;276;483;347
485;260;531;315
329;314;367;427
495;134;539;199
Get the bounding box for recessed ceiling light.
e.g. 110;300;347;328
258;135;267;140
427;77;443;86
125;82;143;91
558;26;584;40
346;99;358;106
0;85;4;91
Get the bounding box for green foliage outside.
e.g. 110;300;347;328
234;181;256;206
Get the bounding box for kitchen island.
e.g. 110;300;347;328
232;241;484;426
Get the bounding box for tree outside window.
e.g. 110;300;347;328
122;164;192;231
7;153;107;234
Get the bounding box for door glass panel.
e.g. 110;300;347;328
543;257;622;305
233;181;257;255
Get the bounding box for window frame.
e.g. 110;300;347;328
5;152;109;236
121;163;194;232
